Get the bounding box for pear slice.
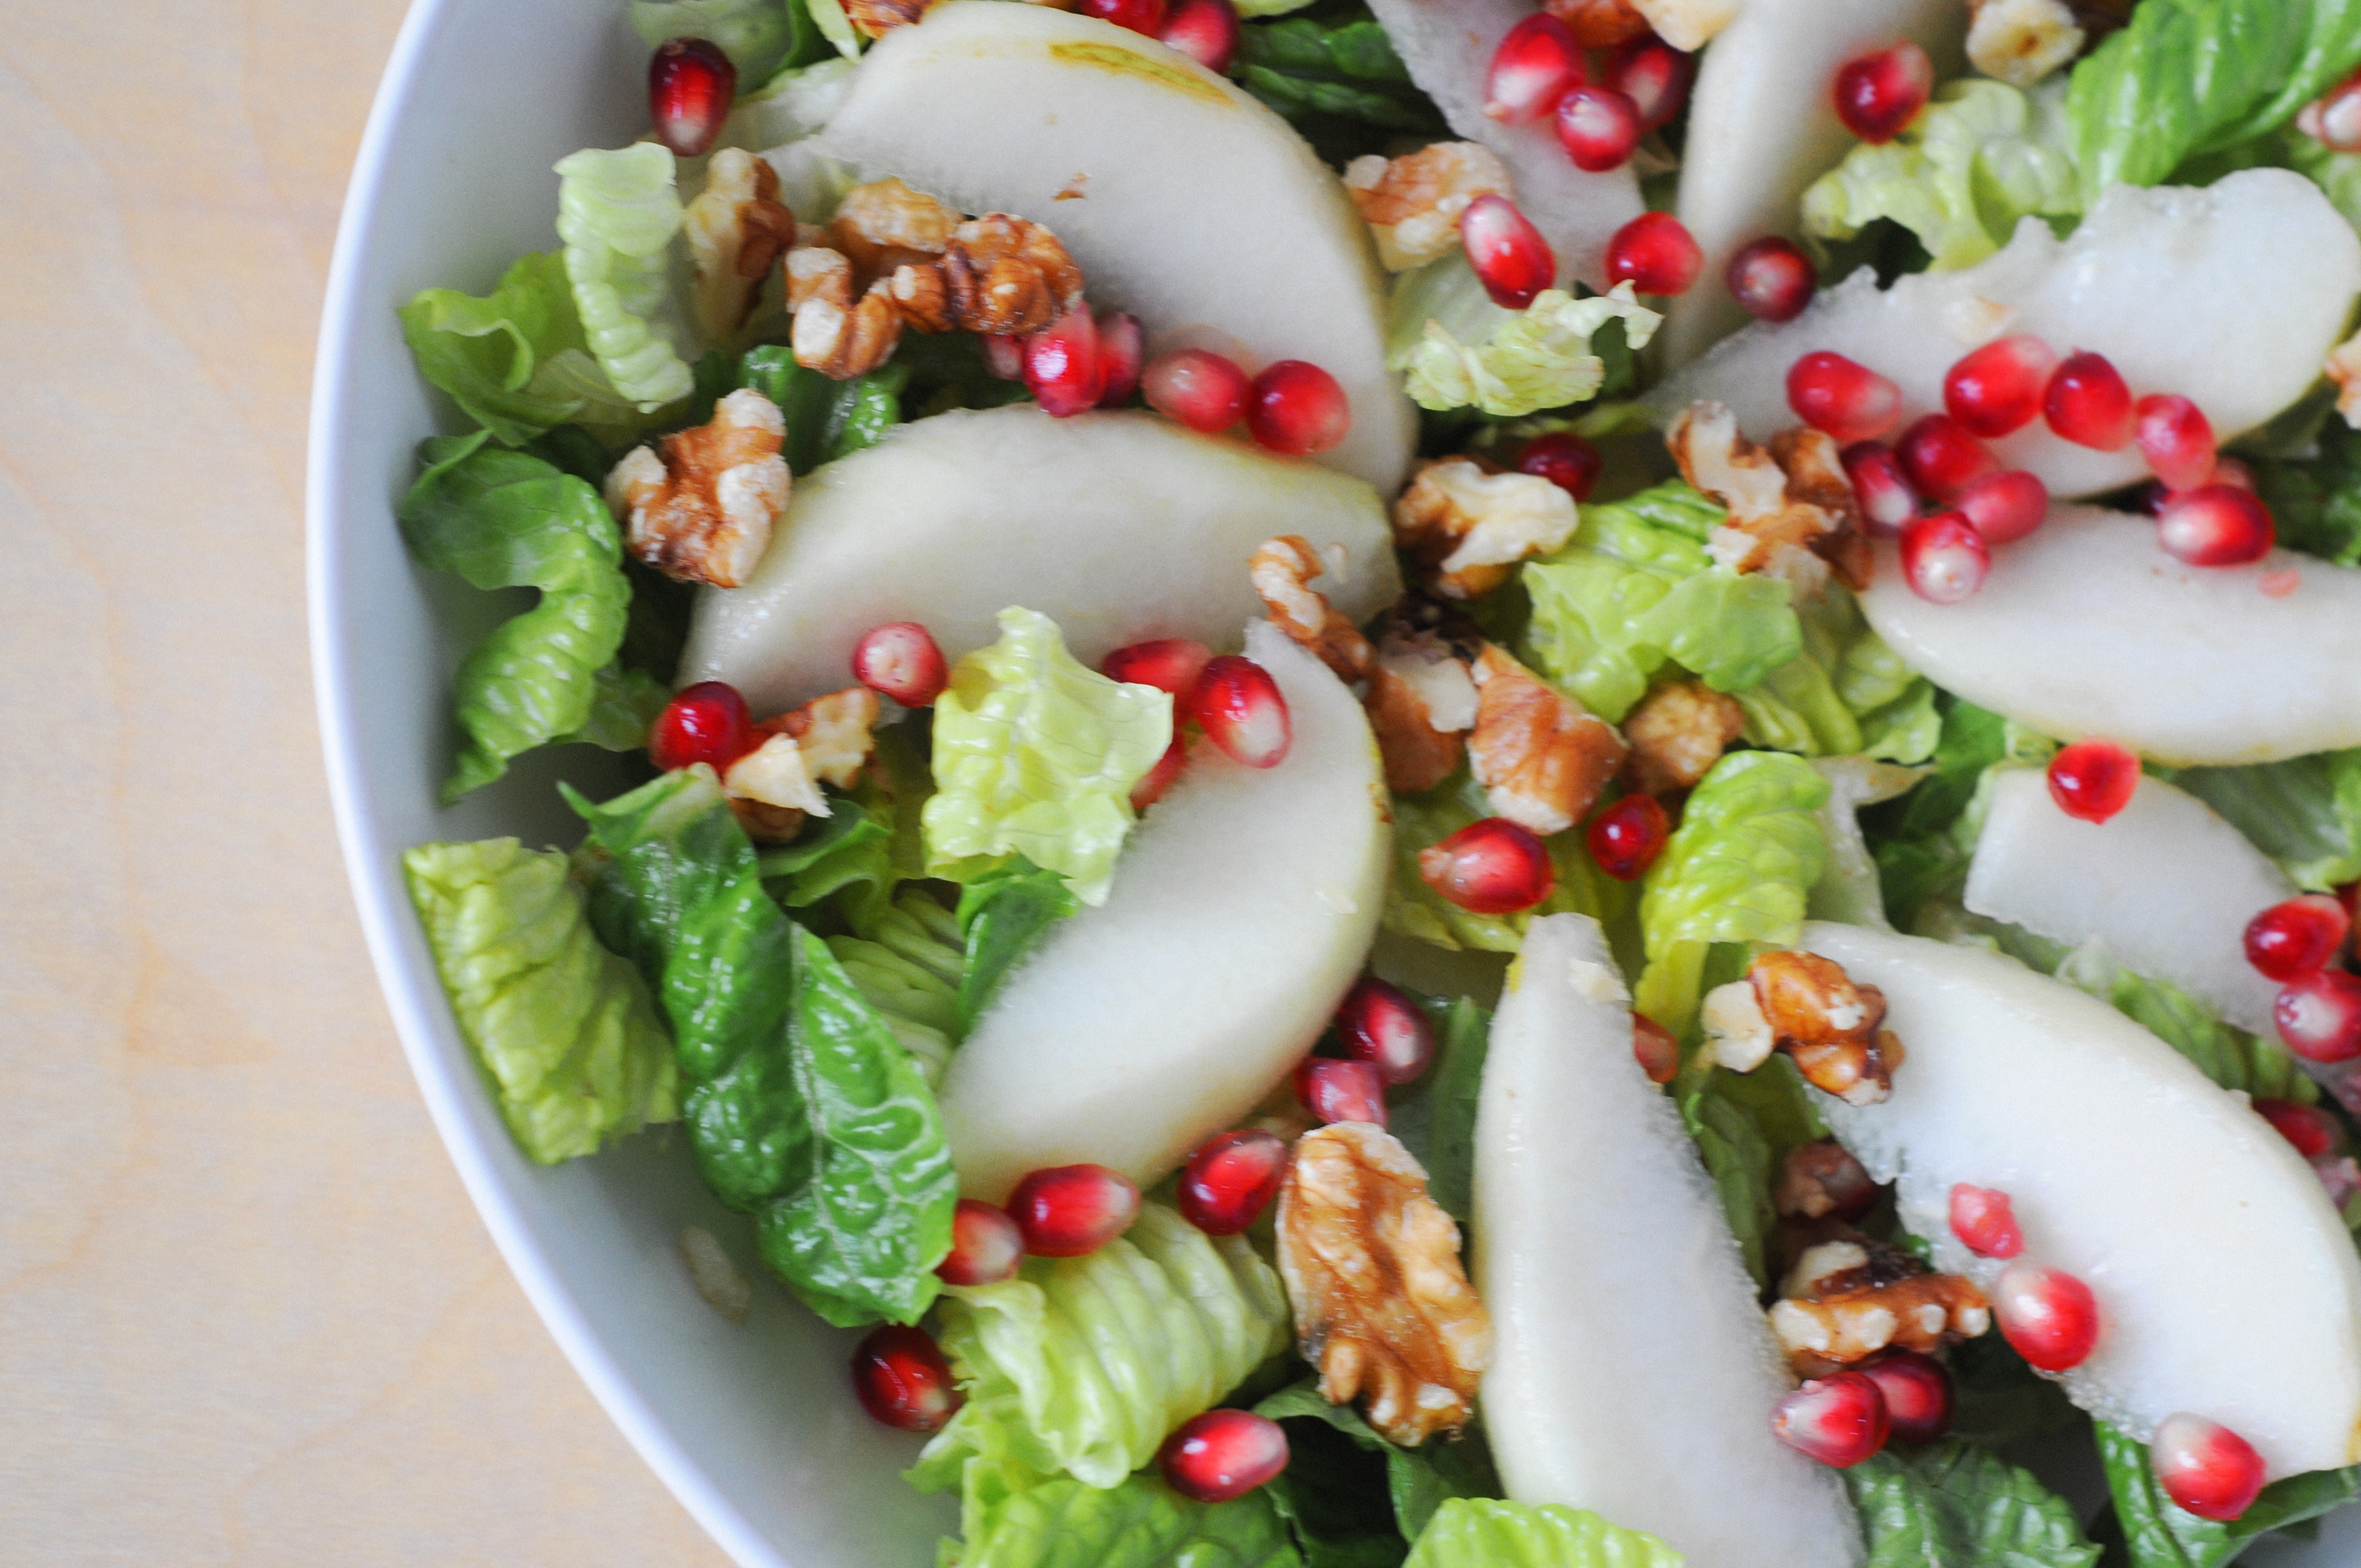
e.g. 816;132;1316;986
678;406;1399;716
1651;170;2361;497
1965;769;2295;1036
816;3;1415;493
937;619;1389;1202
1475;915;1864;1568
1855;504;2361;766
1801;921;2361;1479
1361;0;1644;290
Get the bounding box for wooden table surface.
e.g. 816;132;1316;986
0;3;733;1560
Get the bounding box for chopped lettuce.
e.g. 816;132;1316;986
1382;994;1492;1228
629;0;816;84
403;837;679;1164
1846;1439;2099;1568
1253;1382;1503;1547
2094;1421;2361;1568
757;793;897;932
554;144;697;413
804;0;861;59
1384;766;1630;955
2174;747;2361;891
955;859;1080;1034
1230;12;1443;135
1386;257;1662;418
2057;941;2321;1104
944;1460;1301;1568
2253;418;2361;569
1678;1055;1824;1289
1400;1499;1679;1568
735;344;911;475
2283;124;2361;239
826;890;964;1085
398;251;650;448
1738;589;1940;766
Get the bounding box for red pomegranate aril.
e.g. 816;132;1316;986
1104;638;1214;701
1131;736;1188;811
1604;211;1703;296
2246;895;2352;982
1993;1260;2101;1372
1462;194;1558;308
1194;655;1292;767
1179;1129;1290;1234
2047;738;2140;824
1484;13;1584;124
1944;334;2058;439
649;37;737;158
1587;792;1669;881
2301;69;2361;155
1008;1163;1141;1256
1517;431;1603;500
1633;1014;1680;1084
2135;394;2217;492
1158;0;1240;72
1160;1409;1291;1502
1077;0;1167;36
1418;818;1554;914
1948;1183;2024;1259
1955;470;2048;545
1296;1057;1389;1126
1143;349;1252;433
1833;41;1933;144
936;1199;1025;1287
1024;306;1106;417
1607;36;1695;132
851;1324;962;1433
1843;441;1920;535
1554;85;1644;172
1096;311;1144;408
1336;977;1437;1085
1727;236;1817;323
1900;511;1989;605
983;334;1024;380
2255;1097;2344;1159
1788;352;1903;445
1772;1373;1891;1467
2276;970;2361;1063
2044;351;2135;450
2152;1413;2268;1523
1859;1351;1954;1446
851;622;948;707
651;680;755;772
1246;361;1351;456
2158;486;2275;567
1896;414;1996;502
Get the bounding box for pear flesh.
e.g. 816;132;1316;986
937;620;1389;1203
1475;914;1865;1568
1856;504;2361;766
1801;922;2361;1479
817;3;1416;493
1651;170;2361;497
678;406;1400;716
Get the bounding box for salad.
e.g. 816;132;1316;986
388;0;2361;1562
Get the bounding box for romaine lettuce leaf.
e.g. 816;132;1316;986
826;890;964;1086
402;837;679;1163
1387;258;1662;418
398;251;650;447
1846;1438;2098;1567
735;344;911;475
944;1459;1301;1568
554;143;697;413
1231;12;1443;135
1400;1499;1679;1568
1383;994;1493;1228
1383;765;1630;955
2174;747;2361;891
757;792;896;931
1738;589;1940;766
629;0;817;84
1252;1382;1503;1547
1678;1058;1824;1289
2253;419;2361;569
2057;941;2321;1104
955;859;1080;1034
2094;1420;2361;1568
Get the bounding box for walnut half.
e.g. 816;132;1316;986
604;388;789;588
1251;535;1373;682
1392;458;1579;601
1466;645;1625;836
1668;402;1870;592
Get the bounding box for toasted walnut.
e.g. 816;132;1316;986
830;178;960;281
2328;328;2361;431
1774;1139;1879;1223
1252;536;1374;682
605;388;788;589
1700;976;1776;1073
1542;0;1652;46
684;149;799;342
758;687;882;789
1277;1123;1493;1446
1365;624;1478;795
1625;0;1738;49
1967;0;2084;85
794;277;903;379
1622;680;1746;796
1669;402;1870;592
1771;1272;1992;1376
786;245;853;311
722;734;823;843
1466;646;1625;836
1342;143;1514;273
887;262;955;333
1770;428;1872;590
942;214;1084;336
1393;459;1580;600
1752;949;1899;1106
844;0;933;37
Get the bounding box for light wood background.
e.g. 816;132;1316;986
0;2;733;1560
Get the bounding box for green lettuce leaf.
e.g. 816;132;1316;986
2054;939;2322;1103
554;143;697;412
2283;123;2361;238
2253;418;2361;569
1383;994;1493;1228
2094;1420;2361;1568
1387;259;1662;418
1846;1438;2099;1567
398;250;651;447
944;1459;1301;1568
1230;12;1443;133
1253;1382;1504;1547
826;889;964;1086
756;793;896;932
1400;1499;1679;1568
735;344;910;474
569;767;957;1326
956;859;1080;1035
1384;766;1631;955
912;1201;1291;1490
1677;1058;1823;1289
1944;1331;2085;1451
1738;589;1940;765
1253;1394;1410;1568
629;0;822;84
2174;747;2361;891
922;607;1173;905
402;837;679;1164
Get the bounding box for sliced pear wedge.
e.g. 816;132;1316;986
1801;921;2361;1479
1476;915;1864;1568
817;3;1415;492
937;620;1389;1202
1652;170;2361;496
1856;504;2361;766
678;406;1399;715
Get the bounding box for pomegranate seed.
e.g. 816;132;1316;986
2255;1096;2344;1159
1024;306;1106;418
936;1199;1025;1287
1896;415;1996;502
2043;351;2135;450
1843;442;1920;535
1130;737;1188;811
1157;0;1239;72
1993;1260;2101;1372
1948;1183;2024;1259
2247;895;2351;982
1143;349;1250;434
1418;817;1554;913
851;622;948;707
850;1324;962;1433
1483;14;1584;124
1104;638;1214;702
1193;655;1292;767
2152;1413;2268;1523
1516;431;1603;500
1159;1409;1290;1502
1335;977;1437;1085
1587;792;1669;880
1008;1163;1141;1256
2212;456;2257;493
1296;1057;1388;1126
1095;312;1144;407
1245;361;1350;456
1727;236;1817;323
1944;335;2058;439
650;680;755;772
2277;970;2361;1063
1604;211;1703;296
2301;69;2361;155
1859;1351;1954;1446
1606;36;1694;132
1899;511;1989;605
1833;42;1932;144
2158;486;2275;567
1461;195;1558;308
1076;0;1167;36
1772;1373;1891;1467
648;37;736;158
2047;738;2140;824
1788;352;1903;445
2134;394;2217;492
1178;1129;1289;1235
983;334;1024;380
1955;470;2048;545
1554;86;1643;172
1633;1015;1680;1084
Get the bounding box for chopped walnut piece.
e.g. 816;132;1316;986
1622;680;1746;796
1277;1123;1493;1446
830;178;960;282
1342;143;1514;273
723;734;825;843
1466;646;1625;836
1252;536;1374;682
1700;977;1776;1072
758;687;882;789
1393;459;1580;601
844;0;933;37
1542;0;1652;46
1771;1270;1992;1376
1365;624;1478;794
1749;949;1898;1106
794;277;904;379
887;262;954;333
1967;0;2085;85
942;214;1084;336
2329;328;2361;431
684;149;799;342
604;388;789;589
1774;1140;1878;1223
1625;0;1738;50
787;245;854;312
1668;403;1870;592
